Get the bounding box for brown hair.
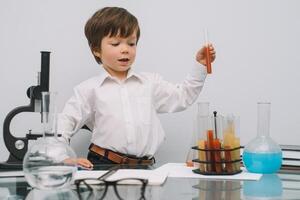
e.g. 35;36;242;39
84;7;140;64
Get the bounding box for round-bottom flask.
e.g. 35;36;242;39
23;92;77;190
243;102;282;174
23;136;77;190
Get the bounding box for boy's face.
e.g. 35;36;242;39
94;31;137;79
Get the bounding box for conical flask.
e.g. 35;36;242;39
23;92;77;190
243;102;282;173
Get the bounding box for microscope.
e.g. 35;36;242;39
1;51;51;169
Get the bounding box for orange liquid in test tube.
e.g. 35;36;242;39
206;130;215;172
224;145;233;173
204;29;212;74
204;141;211;172
213;139;222;173
198;139;206;172
205;46;212;74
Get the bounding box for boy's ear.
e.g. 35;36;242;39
93;50;101;58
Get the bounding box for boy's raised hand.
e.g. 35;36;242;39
196;43;216;66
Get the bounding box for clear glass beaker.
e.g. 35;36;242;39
23;92;77;190
243;102;282;173
222;114;241;174
186;102;210;167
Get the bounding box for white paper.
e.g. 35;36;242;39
75;169;168;186
154;163;262;181
0;171;24;178
0;163;261;182
0;188;10;199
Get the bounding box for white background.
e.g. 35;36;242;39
1;0;299;164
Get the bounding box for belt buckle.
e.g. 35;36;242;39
121;156;130;164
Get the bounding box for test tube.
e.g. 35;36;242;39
223;115;240;172
206;129;215;172
198;139;206;172
204;28;212;74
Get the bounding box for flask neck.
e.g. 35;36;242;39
41;91;58;139
257;102;271;137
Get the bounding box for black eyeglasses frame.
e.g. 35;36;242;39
75;177;148;200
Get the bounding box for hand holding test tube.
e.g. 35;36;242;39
196;29;216;74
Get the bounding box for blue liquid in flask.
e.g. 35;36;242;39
243;151;282;173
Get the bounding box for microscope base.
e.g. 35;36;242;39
0;154;23;171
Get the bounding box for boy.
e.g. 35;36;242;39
59;7;216;168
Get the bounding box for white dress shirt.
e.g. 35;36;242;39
58;64;207;157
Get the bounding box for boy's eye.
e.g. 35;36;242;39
128;43;136;47
111;43;119;46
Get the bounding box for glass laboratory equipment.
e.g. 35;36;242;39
243;102;282;173
23;92;77;190
193;180;241;200
243;174;282;199
26;188;79;200
220;115;241;174
186;102;210;167
191;103;242;175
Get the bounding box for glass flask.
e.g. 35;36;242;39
23;92;77;190
243;102;282;173
186;102;209;167
243;174;282;199
26;188;79;200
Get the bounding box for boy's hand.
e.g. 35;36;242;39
64;157;94;169
196;43;216;66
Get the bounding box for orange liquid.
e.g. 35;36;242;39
224;146;233;173
213;139;222;173
186;160;194;167
206;46;212;74
206;130;215;171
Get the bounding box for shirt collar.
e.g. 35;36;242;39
97;67;144;86
127;68;144;83
97;68;111;86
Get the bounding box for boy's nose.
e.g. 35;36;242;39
120;45;129;53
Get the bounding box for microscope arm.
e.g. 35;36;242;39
2;51;50;162
3;101;35;161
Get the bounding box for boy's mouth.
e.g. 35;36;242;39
118;58;130;66
118;58;130;62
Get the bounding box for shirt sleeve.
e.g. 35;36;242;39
57;85;93;143
153;63;207;113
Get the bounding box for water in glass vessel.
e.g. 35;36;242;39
243;102;282;174
23;92;77;190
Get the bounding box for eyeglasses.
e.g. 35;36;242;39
75;166;148;200
75;178;148;200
